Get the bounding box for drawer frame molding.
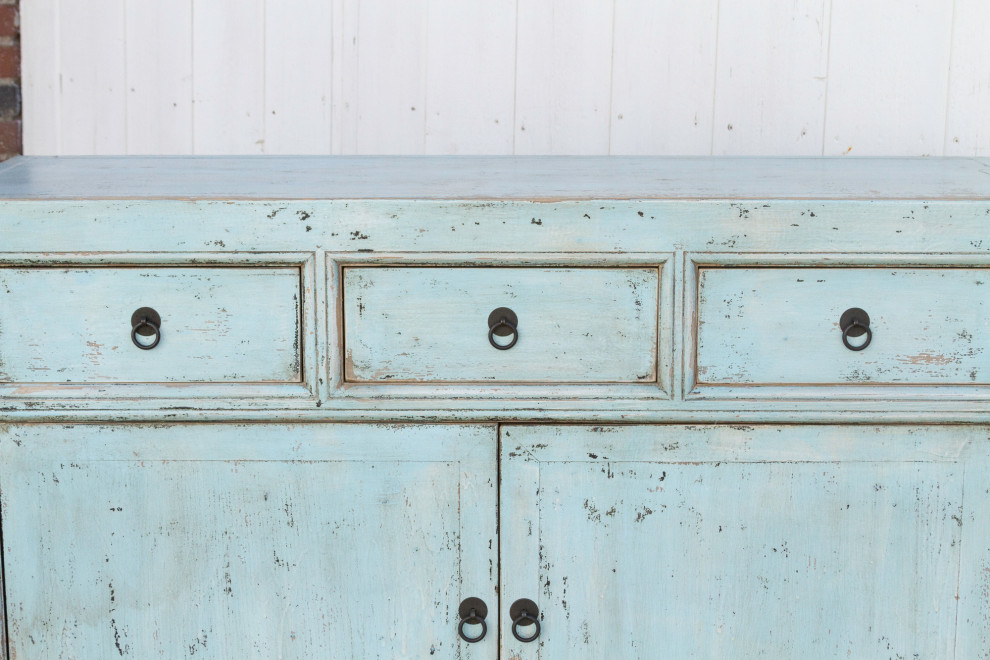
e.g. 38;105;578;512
326;252;676;403
0;252;323;409
684;252;990;402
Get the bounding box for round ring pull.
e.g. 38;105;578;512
488;318;518;350
509;598;540;643
488;307;519;351
457;597;488;643
131;307;162;350
839;307;872;352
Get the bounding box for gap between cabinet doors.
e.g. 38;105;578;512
324;253;676;404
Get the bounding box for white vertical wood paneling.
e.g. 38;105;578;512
18;0;990;156
334;0;428;154
424;0;516;154
126;0;193;154
192;0;265;153
59;0;126;154
944;0;990;156
514;0;614;154
713;0;831;155
20;0;60;154
610;0;719;155
824;0;954;156
264;0;333;154
330;0;349;153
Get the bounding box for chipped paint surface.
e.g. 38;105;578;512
0;268;303;384
343;267;660;384
697;267;989;386
0;158;988;658
501;424;990;658
0;423;497;659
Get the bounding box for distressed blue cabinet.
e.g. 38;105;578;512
0;424;496;658
501;425;989;658
0;156;988;658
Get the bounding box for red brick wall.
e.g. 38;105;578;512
0;0;18;160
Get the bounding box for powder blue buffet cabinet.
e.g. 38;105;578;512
0;156;989;659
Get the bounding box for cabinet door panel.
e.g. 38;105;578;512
500;425;986;659
0;424;496;659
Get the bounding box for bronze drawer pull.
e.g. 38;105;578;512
457;597;488;643
488;307;519;350
131;307;162;350
510;598;540;643
840;307;872;351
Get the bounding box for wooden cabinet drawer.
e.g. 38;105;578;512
0;267;302;384
695;266;989;388
342;267;660;383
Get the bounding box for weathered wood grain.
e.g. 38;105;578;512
0;267;302;384
0;546;6;660
57;0;127;155
944;0;990;156
955;442;990;658
4;199;990;258
514;0;614;155
20;3;990;157
424;0;516;154
501;424;985;658
2;156;990;200
696;267;990;385
191;0;265;154
125;0;194;154
712;0;831;156
19;0;60;155
333;0;428;155
343;267;660;383
0;205;986;416
263;0;333;154
824;0;954;156
0;423;497;659
0;156;986;660
609;0;718;155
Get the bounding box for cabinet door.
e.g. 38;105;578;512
500;425;990;659
0;423;497;659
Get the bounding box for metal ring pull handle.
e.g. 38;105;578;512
131;318;161;350
488;318;518;350
130;307;162;350
839;307;872;352
510;598;540;643
488;307;519;351
457;597;488;643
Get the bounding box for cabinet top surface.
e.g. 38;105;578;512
1;155;989;201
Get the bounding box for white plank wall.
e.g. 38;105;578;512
265;0;333;154
20;0;990;156
610;0;718;155
823;0;954;156
125;0;193;154
712;0;831;155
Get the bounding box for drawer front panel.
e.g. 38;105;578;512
0;267;302;383
343;267;659;383
697;267;989;386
